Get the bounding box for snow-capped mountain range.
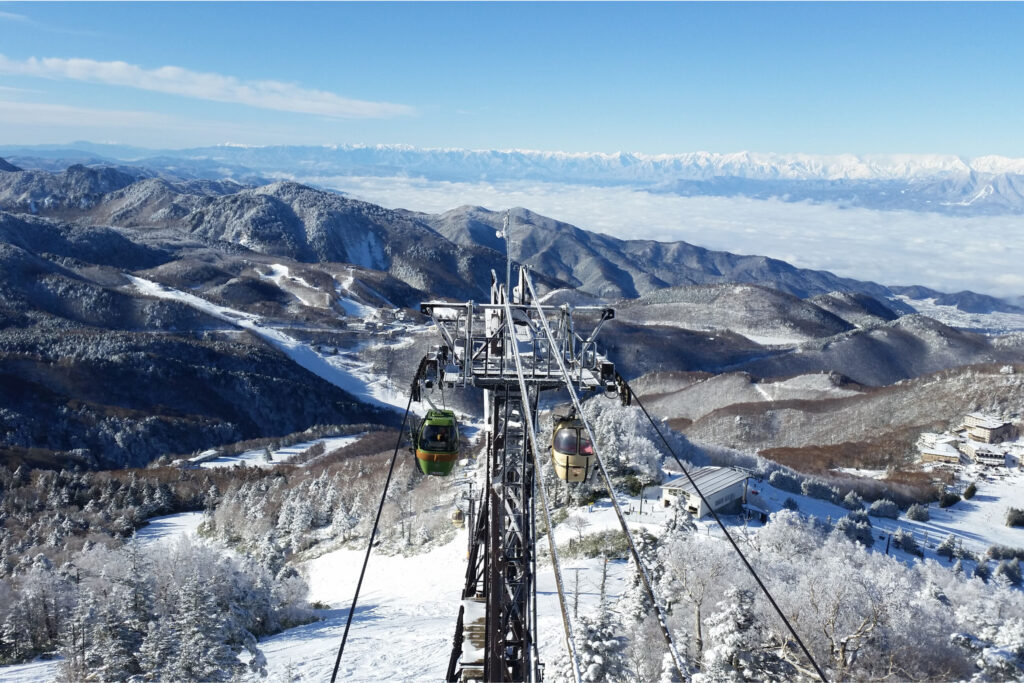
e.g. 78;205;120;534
4;142;1024;215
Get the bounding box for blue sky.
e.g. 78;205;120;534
1;1;1022;156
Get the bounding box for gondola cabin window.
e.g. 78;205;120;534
421;425;453;451
415;409;460;476
553;428;593;455
554;429;578;454
551;417;594;483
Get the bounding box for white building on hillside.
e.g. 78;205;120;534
961;440;1009;466
964;413;1013;444
661;466;750;518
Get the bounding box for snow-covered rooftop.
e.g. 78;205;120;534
919;433;959;448
966;412;1008;429
919;442;961;459
662;466;749;497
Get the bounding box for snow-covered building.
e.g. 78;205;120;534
917;434;963;464
661;466;749;518
919;442;962;465
962;440;1008;467
964;413;1013;444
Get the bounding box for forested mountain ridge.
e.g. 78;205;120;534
9;158;1022;308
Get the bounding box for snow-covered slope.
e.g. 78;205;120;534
127;275;410;412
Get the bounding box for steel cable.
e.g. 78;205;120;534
521;270;688;680
330;364;421;682
502;291;583;683
618;373;829;682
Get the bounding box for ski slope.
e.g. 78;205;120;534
126;275;408;413
251;497;651;681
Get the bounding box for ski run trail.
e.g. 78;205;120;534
126;275;410;414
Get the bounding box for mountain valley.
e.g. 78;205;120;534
3;156;1024;475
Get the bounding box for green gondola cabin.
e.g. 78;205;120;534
415;409;460;476
551;415;594;482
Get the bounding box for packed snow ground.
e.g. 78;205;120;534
132;511;205;546
335;268;379;319
258;264;330;309
0;658;57;683
252;495;660;682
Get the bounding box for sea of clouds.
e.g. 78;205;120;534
303;175;1024;300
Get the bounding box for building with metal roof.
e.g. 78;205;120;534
660;466;750;518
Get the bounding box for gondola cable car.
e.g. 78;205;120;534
551;409;594;482
413;406;461;476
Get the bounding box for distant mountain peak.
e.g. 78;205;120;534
4;143;1024;215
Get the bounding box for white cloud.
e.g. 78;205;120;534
0;100;319;145
0;54;415;119
304;175;1024;299
0;12;101;36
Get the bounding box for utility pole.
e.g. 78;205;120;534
599;554;608;612
565;567;583;619
464;481;476;557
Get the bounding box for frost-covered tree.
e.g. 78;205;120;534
893;528;921;557
163;568;244;681
906;503;930;522
568;515;592;544
953;618;1024;681
834;515;874;546
868;498;900;519
580;401;682;484
577;610;627;682
801;479;840;504
995;559;1023;587
699;587;793;682
623;614;677;682
937;534;958;561
659;533;734;658
841;490;864;511
768;471;801;494
1;560;73;662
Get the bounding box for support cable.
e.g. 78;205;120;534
618;373;829;683
502;291;583;683
522;270;688;681
330;364;421;683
